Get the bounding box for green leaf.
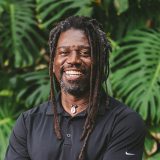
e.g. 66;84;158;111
147;153;160;160
18;69;50;106
0;103;16;160
0;0;44;67
114;0;129;15
149;125;160;142
144;135;157;156
111;29;160;123
37;0;93;28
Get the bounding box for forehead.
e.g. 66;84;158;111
56;28;89;48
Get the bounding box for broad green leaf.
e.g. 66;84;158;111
111;29;160;123
0;0;44;67
37;0;93;28
147;152;160;160
149;125;160;142
144;135;157;156
114;0;129;15
0;103;16;160
18;69;50;106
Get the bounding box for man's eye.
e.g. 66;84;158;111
60;51;68;55
80;50;90;56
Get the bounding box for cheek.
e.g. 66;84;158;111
84;59;92;69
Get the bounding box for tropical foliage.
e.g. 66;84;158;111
110;28;160;160
0;0;160;159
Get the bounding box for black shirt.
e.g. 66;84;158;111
5;96;146;160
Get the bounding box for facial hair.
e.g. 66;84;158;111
59;65;90;97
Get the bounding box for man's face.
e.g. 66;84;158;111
53;28;92;96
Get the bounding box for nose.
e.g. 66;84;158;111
66;51;81;65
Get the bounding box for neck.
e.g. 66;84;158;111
61;91;89;116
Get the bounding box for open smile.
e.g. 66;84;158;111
64;70;84;80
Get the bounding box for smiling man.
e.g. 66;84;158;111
55;29;91;99
5;16;146;160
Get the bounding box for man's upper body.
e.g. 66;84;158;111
5;16;146;160
5;94;145;160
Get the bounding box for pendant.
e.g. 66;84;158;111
71;105;78;114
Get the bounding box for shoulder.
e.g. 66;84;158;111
108;96;142;118
14;101;51;131
107;96;146;134
22;101;51;118
99;97;146;159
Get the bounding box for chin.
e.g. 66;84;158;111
60;80;89;96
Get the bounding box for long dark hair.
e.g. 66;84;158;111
49;16;111;160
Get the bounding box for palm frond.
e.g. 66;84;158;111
144;133;157;157
111;29;160;123
18;69;50;106
0;101;16;160
147;153;160;160
0;0;44;67
36;0;93;29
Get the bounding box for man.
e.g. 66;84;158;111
5;16;146;160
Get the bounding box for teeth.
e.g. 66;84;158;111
65;71;82;75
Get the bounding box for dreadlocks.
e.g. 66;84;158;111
49;16;111;160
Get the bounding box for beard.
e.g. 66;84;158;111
59;66;90;97
60;78;90;96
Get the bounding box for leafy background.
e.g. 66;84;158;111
0;0;160;159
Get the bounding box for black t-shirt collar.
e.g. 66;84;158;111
46;92;108;116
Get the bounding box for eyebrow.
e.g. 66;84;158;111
57;45;90;50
